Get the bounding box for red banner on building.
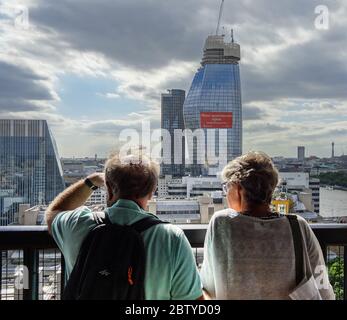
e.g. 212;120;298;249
200;112;233;128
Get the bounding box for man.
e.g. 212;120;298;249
46;154;203;300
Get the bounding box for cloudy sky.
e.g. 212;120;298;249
0;0;346;158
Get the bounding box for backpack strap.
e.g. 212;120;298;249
93;211;168;233
92;211;111;225
286;214;304;286
131;216;169;234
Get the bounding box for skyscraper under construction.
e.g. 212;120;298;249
183;3;242;176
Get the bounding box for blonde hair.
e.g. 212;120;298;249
222;151;279;205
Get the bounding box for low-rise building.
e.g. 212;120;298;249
148;192;227;224
158;175;222;199
279;171;320;215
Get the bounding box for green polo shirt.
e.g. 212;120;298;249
51;199;202;300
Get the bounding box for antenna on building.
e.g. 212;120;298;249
215;0;225;35
231;28;234;43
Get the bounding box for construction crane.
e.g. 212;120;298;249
215;0;225;35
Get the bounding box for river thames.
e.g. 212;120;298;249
320;187;347;217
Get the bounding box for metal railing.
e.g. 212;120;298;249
1;224;347;300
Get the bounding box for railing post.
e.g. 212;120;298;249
319;242;328;263
0;250;2;298
344;246;347;301
23;248;39;300
60;255;66;299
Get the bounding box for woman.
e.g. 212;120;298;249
200;151;335;299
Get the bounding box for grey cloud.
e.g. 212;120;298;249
30;0;319;69
28;0;347;104
320;102;336;109
30;0;213;70
127;85;147;93
1;0;347;159
85;121;139;135
83;117;161;136
243;105;266;120
244;123;288;134
324;128;347;137
242;28;347;102
144;92;160;101
0;60;55;113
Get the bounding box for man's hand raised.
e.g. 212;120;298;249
46;172;105;234
87;173;105;188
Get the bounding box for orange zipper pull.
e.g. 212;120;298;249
128;266;134;285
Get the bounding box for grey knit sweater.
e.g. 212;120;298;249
200;209;335;300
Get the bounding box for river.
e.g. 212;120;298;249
320;187;347;217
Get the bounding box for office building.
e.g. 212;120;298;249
148;193;227;224
309;177;320;214
0;119;65;225
183;33;242;176
161;89;185;177
158;175;223;199
297;146;305;162
85;188;107;206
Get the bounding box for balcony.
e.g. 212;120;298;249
1;224;347;300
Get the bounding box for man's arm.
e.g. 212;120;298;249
199;218;216;299
45;173;105;234
202;290;212;300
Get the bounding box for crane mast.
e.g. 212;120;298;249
215;0;225;35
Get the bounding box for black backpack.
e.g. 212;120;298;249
62;211;168;300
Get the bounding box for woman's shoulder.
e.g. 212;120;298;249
211;208;239;224
292;214;311;230
294;214;315;237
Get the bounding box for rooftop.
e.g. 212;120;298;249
201;35;241;66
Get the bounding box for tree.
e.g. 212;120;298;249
328;257;344;299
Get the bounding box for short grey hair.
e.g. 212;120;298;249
222;151;279;205
105;154;159;199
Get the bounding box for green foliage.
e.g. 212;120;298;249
313;171;347;188
328;257;344;299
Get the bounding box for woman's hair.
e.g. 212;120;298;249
222;151;279;206
104;154;159;199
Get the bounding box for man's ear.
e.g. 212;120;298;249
106;182;117;202
106;182;112;200
148;191;154;201
236;183;243;201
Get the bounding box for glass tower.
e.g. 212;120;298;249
183;34;242;176
161;89;185;177
0;119;65;225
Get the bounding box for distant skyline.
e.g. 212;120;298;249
60;150;345;160
0;0;346;158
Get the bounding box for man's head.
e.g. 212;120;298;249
222;151;279;212
104;154;159;208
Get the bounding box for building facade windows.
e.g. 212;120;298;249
0;120;65;225
183;35;242;176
